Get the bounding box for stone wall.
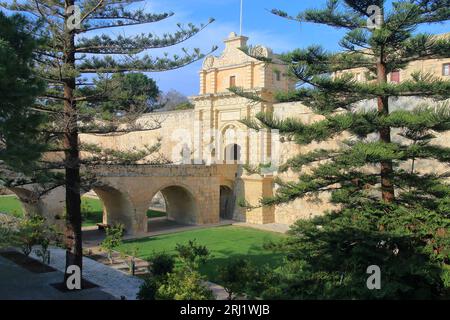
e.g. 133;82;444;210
80;109;195;164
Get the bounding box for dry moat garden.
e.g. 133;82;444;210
0;194;286;287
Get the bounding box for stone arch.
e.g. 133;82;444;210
219;123;246;162
7;186;66;229
90;185;135;233
148;183;199;225
7;186;41;217
220;185;235;220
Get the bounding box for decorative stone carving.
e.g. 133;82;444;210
203;55;215;70
250;45;271;59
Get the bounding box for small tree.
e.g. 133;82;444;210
175;239;209;270
137;252;175;300
34;223;61;264
0;215;19;249
156;265;214;300
100;224;124;264
138;241;213;300
217;258;253;300
12;216;46;256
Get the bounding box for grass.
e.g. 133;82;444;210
0;195;166;227
116;225;286;283
0;195;24;218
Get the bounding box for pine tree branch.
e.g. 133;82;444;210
76;19;214;54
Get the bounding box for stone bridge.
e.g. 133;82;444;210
8;164;244;235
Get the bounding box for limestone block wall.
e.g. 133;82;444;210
80;109;195;164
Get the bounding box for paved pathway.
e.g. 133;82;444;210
29;247;144;300
232;222;290;234
0;254;114;300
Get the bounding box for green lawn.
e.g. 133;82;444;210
0;195;24;218
116;225;286;283
0;195;166;227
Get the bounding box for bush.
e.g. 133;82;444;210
175;239;209;269
156;265;214;300
174;102;194;110
149;252;175;277
11;215;60;257
137;276;160;300
217;258;253;300
138;240;214;300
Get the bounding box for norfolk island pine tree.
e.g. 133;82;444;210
0;0;217;288
231;0;450;298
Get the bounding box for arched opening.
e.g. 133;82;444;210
1;186;135;234
92;186;134;231
147;185;198;228
220;185;235;220
3;186;66;231
221;124;245;163
147;191;167;219
2;187;40;218
224;143;241;162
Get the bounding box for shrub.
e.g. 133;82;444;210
138;240;214;300
137;276;160;300
217;258;253;300
175;239;209;269
149;251;175;277
156;265;214;300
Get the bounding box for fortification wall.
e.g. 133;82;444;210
80;109;195;164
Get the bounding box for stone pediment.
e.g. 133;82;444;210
202;32;272;70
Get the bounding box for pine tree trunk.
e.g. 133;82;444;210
374;7;395;203
63;0;83;286
376;54;395;203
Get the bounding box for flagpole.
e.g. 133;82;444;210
239;0;243;35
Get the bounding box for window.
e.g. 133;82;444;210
275;71;281;81
443;63;450;76
229;76;236;87
390;70;400;83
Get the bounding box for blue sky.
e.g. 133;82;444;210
140;0;449;96
8;0;447;97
